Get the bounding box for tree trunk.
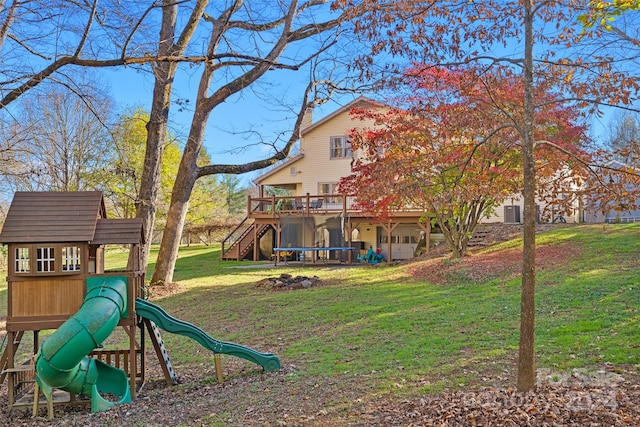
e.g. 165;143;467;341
151;114;208;285
132;1;179;270
149;1;342;284
150;166;197;285
517;0;536;392
135;64;175;268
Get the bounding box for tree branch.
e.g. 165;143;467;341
197;79;337;177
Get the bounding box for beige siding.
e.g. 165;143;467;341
299;110;374;195
482;198;525;224
258;160;304;187
258;98;377;195
258;109;376;194
482;197;579;224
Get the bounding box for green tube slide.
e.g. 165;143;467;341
35;276;131;413
135;298;281;372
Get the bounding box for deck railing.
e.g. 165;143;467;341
221;217;254;260
247;194;427;218
605;216;640;223
248;194;359;217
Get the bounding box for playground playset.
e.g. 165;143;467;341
0;191;280;418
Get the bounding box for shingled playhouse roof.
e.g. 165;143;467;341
0;191;142;245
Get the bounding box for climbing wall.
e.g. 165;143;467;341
146;319;177;384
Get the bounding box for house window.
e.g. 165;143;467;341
15;247;30;273
402;235;418;244
62;246;81;272
318;182;339;204
36;247;55;273
330;136;352;159
290;166;297;176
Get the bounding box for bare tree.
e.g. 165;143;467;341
0;119;34;197
0;0;210;267
147;0;358;284
0;1;135;107
0;0;359;279
134;0;209;270
607;112;640;164
0;0;206;209
10;80;114;191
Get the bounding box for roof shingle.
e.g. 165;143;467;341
0;191;106;243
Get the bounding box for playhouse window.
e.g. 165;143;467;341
36;247;56;272
62;246;81;272
14;247;30;273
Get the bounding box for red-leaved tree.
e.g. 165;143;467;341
333;0;640;391
339;66;588;259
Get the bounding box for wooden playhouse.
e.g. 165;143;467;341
0;191;280;418
0;191;153;414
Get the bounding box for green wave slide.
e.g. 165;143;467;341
35;276;131;413
134;298;281;373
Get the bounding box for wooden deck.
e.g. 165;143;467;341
221;194;429;262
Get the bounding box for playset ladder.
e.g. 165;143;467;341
142;318;224;384
0;331;24;386
144;318;177;385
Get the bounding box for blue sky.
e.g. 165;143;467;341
103;65;361;185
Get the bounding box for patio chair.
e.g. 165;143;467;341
310;198;323;209
291;198;303;210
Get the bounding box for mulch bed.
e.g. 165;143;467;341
146;282;185;299
350;368;640;426
3;363;640;426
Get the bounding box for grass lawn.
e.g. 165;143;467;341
1;223;640;425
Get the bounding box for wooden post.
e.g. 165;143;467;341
140;319;146;387
271;196;276;218
128;325;137;399
346;217;353;264
275;222;282;264
33;330;39;355
32;382;53;419
215;354;223;383
304;193;310;216
379;222;398;262
6;331;20;406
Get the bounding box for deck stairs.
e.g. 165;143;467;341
468;227;492;247
221;219;272;261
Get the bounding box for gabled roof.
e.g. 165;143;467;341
301;96;378;137
253;97;379;186
0;191;106;243
253;153;304;185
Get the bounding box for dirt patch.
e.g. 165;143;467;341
409;242;582;284
146;282;185;299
